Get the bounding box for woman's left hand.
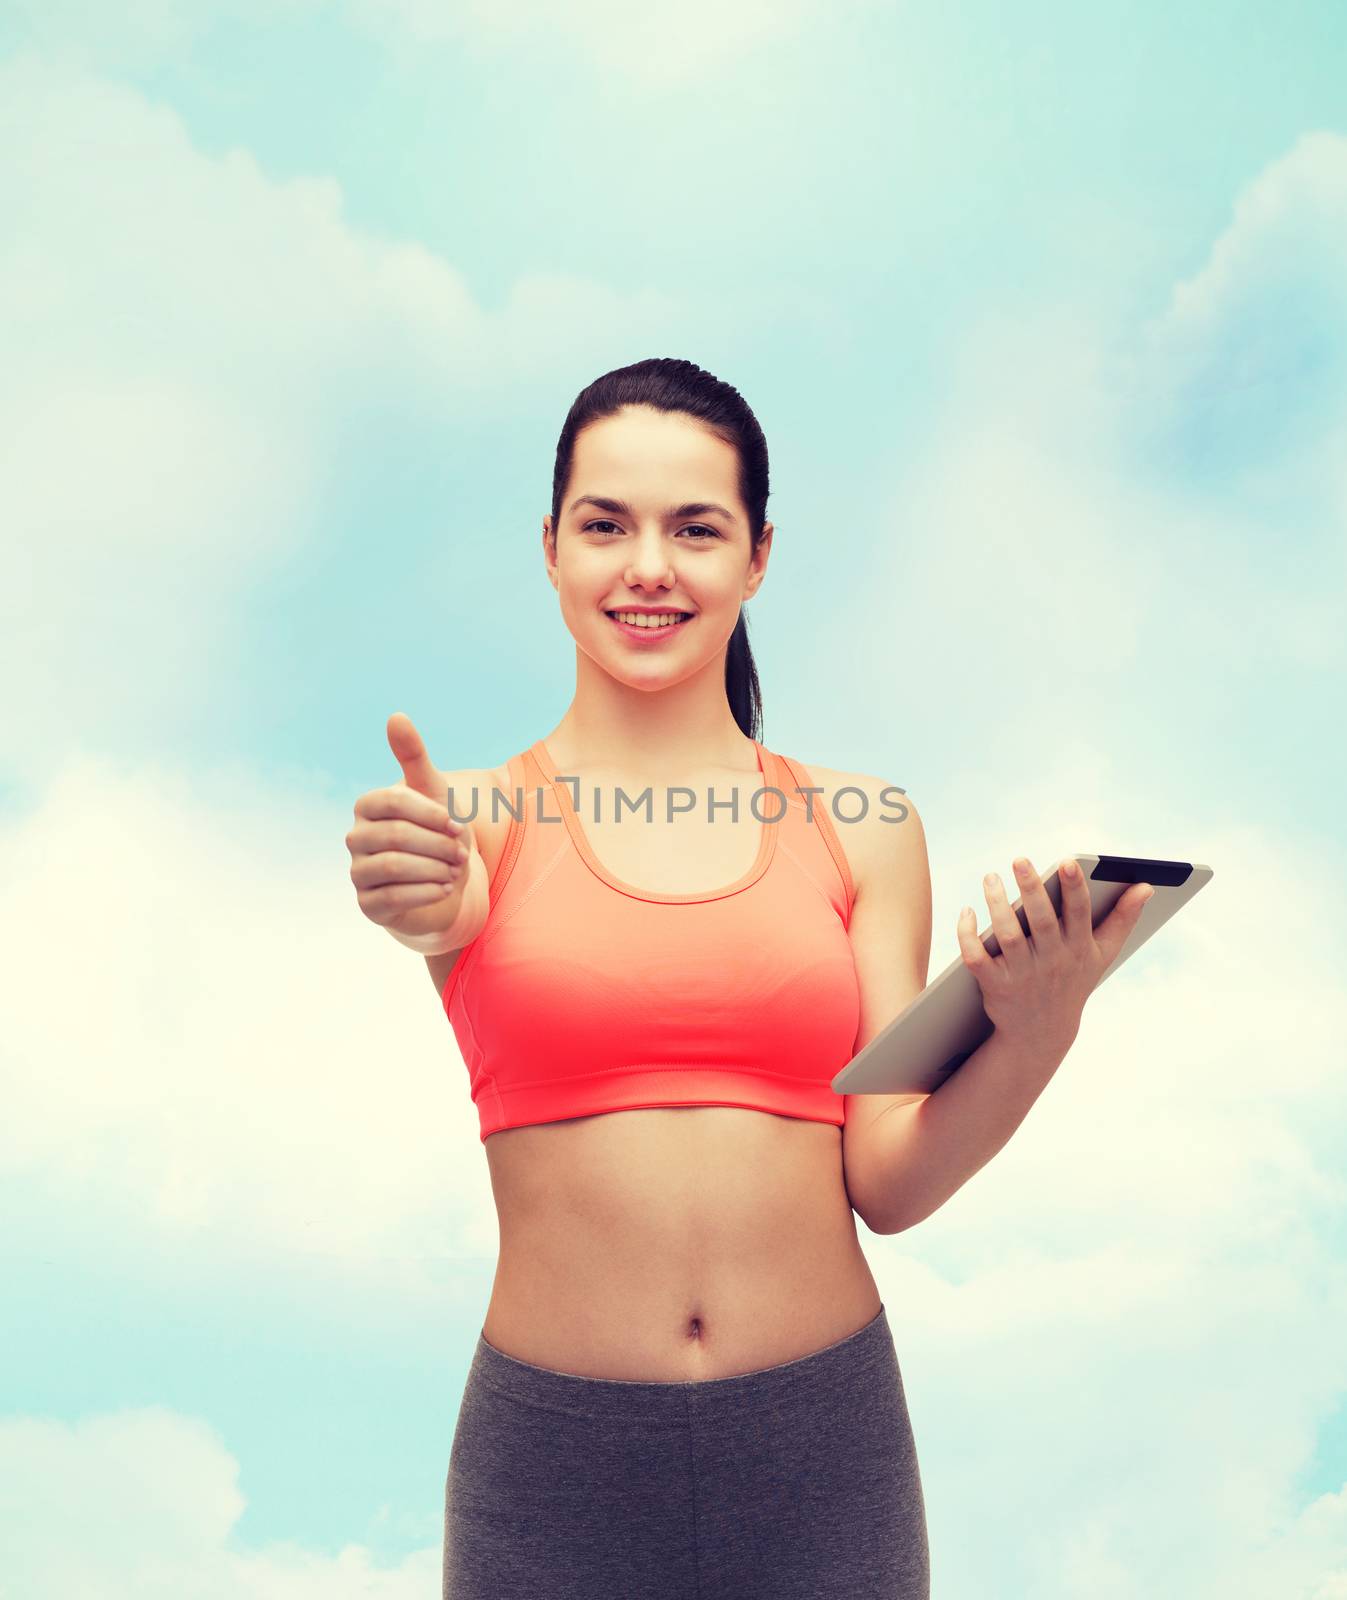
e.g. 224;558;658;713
957;856;1155;1056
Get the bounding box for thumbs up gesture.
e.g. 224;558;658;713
345;712;481;951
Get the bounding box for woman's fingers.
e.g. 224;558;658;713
360;814;463;863
1009;856;1062;950
346;786;471;910
360;880;461;925
1056;856;1091;947
351;847;463;890
960;854;1150;1048
354;784;463;837
982;868;1033;980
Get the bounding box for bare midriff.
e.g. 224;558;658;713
481;1105;882;1382
460;748;881;1382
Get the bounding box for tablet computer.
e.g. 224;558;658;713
831;853;1213;1098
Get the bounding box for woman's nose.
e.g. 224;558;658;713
624;540;676;585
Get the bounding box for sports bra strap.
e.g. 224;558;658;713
482;750;529;908
774;751;856;924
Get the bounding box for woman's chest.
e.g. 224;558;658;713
476;756;869;901
483;763;777;898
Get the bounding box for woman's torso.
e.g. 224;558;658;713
434;742;881;1381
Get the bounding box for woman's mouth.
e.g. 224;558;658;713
604;610;695;642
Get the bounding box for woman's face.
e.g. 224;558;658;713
543;406;771;686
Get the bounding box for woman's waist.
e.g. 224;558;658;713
496;1194;863;1277
487;1107;852;1273
492;1167;869;1311
485;1224;880;1381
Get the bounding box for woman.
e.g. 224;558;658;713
345;357;1151;1599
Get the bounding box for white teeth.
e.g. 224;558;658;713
610;611;690;628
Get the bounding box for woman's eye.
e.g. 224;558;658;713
584;520;720;540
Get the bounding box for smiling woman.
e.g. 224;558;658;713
387;357;933;1598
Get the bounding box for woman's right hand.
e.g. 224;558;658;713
346;712;479;943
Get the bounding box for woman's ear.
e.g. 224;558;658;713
743;523;772;599
542;517;559;589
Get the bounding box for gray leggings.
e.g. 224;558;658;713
442;1303;929;1599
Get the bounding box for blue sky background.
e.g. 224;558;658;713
2;2;1346;1595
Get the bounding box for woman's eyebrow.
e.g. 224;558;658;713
569;494;738;525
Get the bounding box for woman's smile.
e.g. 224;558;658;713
605;609;696;642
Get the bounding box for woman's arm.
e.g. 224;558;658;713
861;1027;1073;1234
862;856;1152;1233
832;769;935;1233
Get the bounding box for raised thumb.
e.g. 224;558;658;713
386;711;441;798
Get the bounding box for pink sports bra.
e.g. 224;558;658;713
442;737;861;1142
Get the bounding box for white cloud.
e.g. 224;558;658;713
0;51;689;785
2;1398;1340;1599
788;129;1347;1595
349;0;883;85
820;130;1347;716
1153;129;1347;344
5;0;888;86
0;1409;439;1599
0;752;501;1282
852;819;1347;1594
1;0;325;73
0;51;449;776
1124;129;1347;662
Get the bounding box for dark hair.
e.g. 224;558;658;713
550;357;769;743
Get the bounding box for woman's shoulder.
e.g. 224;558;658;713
777;753;922;902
